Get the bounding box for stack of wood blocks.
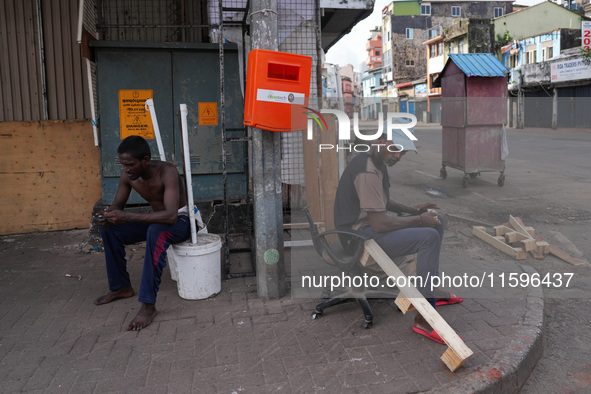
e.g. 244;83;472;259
472;215;587;266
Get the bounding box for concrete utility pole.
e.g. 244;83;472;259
250;0;286;298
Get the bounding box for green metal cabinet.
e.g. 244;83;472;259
92;41;246;204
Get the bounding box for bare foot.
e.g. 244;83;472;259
94;287;134;305
126;303;157;331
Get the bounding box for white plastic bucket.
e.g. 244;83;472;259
167;227;209;282
169;233;222;300
167;247;179;281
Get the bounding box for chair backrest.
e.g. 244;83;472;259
301;206;368;272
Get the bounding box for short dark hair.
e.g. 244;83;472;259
117;135;151;160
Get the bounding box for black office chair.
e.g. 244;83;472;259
302;206;398;329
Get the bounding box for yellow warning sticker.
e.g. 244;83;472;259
198;102;218;126
118;90;154;139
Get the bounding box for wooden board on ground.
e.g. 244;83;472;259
364;239;473;372
472;226;527;260
549;245;588;266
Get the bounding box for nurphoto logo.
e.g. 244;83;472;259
304;110;418;153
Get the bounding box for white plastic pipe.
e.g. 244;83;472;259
145;99;166;161
180;104;197;244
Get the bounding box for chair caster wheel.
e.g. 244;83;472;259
361;320;373;329
311;311;323;320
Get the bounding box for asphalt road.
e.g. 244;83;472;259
400;124;591;393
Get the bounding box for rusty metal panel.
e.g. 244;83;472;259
464;126;504;172
0;0;45;121
442;127;460;166
466;78;507;126
42;0;89;120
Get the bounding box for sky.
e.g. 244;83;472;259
324;0;549;71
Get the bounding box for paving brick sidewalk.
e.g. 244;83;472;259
0;229;543;393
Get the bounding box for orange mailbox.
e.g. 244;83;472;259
244;49;312;132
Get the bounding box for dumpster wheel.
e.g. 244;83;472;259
440;166;447;179
498;173;505;187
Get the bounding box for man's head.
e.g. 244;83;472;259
117;135;151;180
118;135;151;160
374;122;417;167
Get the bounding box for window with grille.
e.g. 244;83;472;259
494;7;504;18
421;4;431;15
452;6;461;17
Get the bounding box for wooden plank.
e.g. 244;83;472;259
283;222;324;230
549;246;588;266
472;226;527;260
394;295;416;313
519;238;537;252
506;218;538;252
530;235;546;260
536;241;550;254
504;231;534;251
318;116;339;244
302;123;322;222
284;240;314;248
360;247;375;267
364;239;473;371
509;215;534;240
494;225;511;236
504;231;521;243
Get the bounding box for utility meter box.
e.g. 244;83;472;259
244;49;312;132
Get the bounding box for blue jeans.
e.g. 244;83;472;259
100;215;190;304
357;214;444;307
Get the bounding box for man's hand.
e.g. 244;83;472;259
420;212;441;227
102;210;128;225
96;211;110;227
415;203;440;214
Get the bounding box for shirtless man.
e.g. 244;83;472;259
95;135;190;331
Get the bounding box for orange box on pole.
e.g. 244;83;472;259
243;49;312;132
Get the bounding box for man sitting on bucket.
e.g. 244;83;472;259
95;135;191;331
334;121;462;344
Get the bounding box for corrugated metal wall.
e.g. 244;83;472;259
0;0;90;122
0;1;45;121
98;0;209;43
41;0;90;120
0;0;214;122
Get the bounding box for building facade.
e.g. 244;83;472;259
366;27;383;70
382;0;513;89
